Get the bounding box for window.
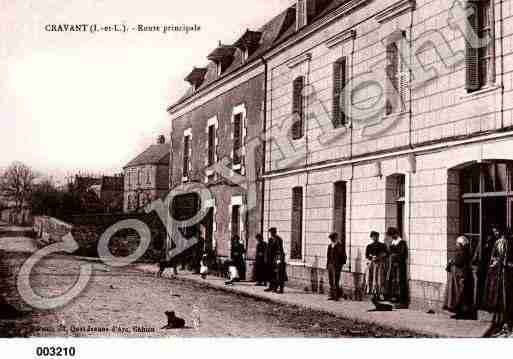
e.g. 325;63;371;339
233;113;243;166
208;124;216;166
231;205;240;239
296;0;307;30
333;182;347;239
137;169;142;186
183;133;191;180
332;57;347;128
146;168;151;185
292;76;305;140
291;187;303;260
385;174;406;238
385;31;408;115
466;0;494;92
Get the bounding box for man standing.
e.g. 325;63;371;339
327;232;347;301
265;228;286;294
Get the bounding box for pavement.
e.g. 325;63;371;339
134;264;493;338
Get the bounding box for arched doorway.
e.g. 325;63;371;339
458;160;513;306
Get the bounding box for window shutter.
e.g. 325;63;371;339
183;136;190;178
465;0;480;92
208;125;215;166
292;76;304;140
231;206;239;237
233;114;242;165
332;58;347;128
290;187;303;260
386;43;399;115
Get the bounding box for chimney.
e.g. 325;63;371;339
296;0;317;30
157;135;166;144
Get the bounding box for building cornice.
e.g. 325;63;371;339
374;0;416;24
325;29;356;48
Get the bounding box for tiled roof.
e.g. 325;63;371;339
124;144;170;169
170;1;353;110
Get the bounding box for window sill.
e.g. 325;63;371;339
232;164;242;171
288;260;306;267
181;177;189;183
461;84;502;100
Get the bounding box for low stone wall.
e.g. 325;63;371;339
33;214;167;262
33;216;73;245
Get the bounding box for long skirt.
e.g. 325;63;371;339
483;265;513;326
387;261;409;304
443;266;474;314
365;260;386;297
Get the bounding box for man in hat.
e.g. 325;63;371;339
265;227;286;293
327;232;347;301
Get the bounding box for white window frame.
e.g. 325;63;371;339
231;104;247;175
205;116;219;182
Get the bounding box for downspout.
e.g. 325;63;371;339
260;56;268;237
499;0;505;129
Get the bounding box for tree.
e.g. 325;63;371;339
0;162;36;216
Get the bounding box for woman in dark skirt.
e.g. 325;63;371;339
254;234;268;286
444;236;476;319
483;228;513;336
386;227;409;308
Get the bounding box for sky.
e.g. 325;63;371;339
1;0;294;184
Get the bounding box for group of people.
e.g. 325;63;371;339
226;228;288;294
365;228;409;309
444;226;513;336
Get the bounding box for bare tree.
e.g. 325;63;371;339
0;162;36;217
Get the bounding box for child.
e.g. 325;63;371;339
200;254;209;279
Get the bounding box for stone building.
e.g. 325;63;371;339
261;0;513;308
123;136;170;213
166;11;300;263
168;0;513;308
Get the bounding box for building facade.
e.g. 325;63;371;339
261;0;513;308
167;11;300;265
167;0;513;308
123;136;170;213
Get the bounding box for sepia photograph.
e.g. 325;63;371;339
1;0;513;354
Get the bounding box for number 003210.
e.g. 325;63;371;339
36;347;76;357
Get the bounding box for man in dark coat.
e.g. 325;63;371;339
254;234;268;286
265;228;286;294
327;232;347;301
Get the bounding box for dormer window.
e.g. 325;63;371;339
296;0;320;30
208;44;236;77
234;30;262;64
185;67;207;93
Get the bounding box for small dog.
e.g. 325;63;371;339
158;260;178;278
161;311;186;329
371;297;394;312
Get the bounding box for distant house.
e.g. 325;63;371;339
70;174;124;214
123;135;170;213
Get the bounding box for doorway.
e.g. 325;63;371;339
460;161;513;308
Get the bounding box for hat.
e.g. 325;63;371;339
328;232;338;240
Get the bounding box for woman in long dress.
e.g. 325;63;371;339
443;236;476;319
386;227;409;308
483;228;513;335
365;231;388;300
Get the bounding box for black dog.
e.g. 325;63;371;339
158;260;178;278
161;311;185;329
